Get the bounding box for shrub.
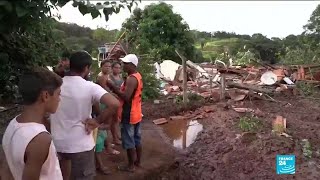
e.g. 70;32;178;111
137;56;160;100
238;116;262;132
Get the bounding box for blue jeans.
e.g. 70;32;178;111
120;122;141;149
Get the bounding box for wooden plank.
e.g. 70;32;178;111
220;74;226;100
153;118;168;125
105;30;126;60
227;82;273;94
175;50;188;104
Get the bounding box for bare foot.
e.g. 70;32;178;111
113;140;122;145
104;149;120;155
134;161;141;168
98;166;111;175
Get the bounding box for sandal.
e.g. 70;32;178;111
118;165;135;173
104;149;120;155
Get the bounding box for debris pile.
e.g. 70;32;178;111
154;59;320;102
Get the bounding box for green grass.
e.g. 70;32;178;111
238;116;262;132
195;38;251;61
296;81;318;97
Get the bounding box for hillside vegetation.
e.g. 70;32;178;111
1;1;320;102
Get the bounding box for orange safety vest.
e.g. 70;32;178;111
118;72;143;124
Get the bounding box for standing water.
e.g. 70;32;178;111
161;119;203;149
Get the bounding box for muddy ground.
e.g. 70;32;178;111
1;95;320;180
0;98;201;180
157;95;320;180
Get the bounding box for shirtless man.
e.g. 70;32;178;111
97;60;112;90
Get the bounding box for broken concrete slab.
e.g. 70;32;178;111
160;60;181;81
154;62;164;80
186;60;210;78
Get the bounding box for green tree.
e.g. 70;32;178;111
304;4;320;35
54;21;93;38
248;33;282;64
0;0;139;102
92;28;118;45
303;4;320;50
122;2;199;62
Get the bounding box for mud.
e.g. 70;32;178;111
161;119;203;149
0;98;204;180
95;121;176;180
166;97;320;180
142;97;205;120
1;95;320;180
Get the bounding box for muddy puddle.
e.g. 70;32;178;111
161;119;203;149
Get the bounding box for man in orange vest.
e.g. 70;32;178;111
107;54;143;173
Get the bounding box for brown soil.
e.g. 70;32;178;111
161;96;320;180
1;96;320;180
142;97;205;120
0;97;203;180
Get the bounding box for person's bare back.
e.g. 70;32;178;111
97;72;110;90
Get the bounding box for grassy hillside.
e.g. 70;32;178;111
195;38;251;61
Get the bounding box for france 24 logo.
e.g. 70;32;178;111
276;155;295;175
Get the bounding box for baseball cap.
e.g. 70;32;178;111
120;54;139;67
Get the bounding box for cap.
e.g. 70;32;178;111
120;54;138;67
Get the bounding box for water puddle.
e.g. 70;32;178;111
161;119;203;149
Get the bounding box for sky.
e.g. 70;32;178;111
56;1;320;39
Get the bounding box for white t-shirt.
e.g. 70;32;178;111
2;118;62;180
50;76;107;153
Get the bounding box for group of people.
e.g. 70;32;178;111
2;51;143;180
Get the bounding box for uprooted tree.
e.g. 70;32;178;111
0;0;139;102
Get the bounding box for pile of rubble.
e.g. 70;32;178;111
154;59;320;102
154;60;217;99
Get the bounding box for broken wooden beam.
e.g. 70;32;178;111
175;50;188;104
220;74;226;100
227;82;273;94
153;118;168;125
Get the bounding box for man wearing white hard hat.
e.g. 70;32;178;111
107;54;143;172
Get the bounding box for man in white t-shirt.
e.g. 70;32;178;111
50;51;120;180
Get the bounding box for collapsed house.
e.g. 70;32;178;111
97;41;128;67
154;57;320;101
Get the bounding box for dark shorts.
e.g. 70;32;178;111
120;122;142;149
58;149;95;180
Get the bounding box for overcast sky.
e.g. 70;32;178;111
56;1;320;38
